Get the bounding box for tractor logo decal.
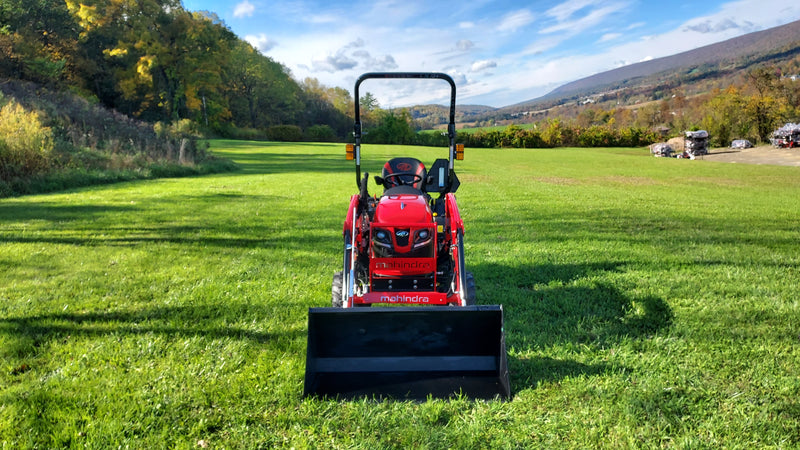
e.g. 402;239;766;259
396;162;413;171
396;230;409;237
375;260;432;270
380;294;431;303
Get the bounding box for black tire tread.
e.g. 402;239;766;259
332;271;344;308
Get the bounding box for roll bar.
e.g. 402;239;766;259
351;72;457;192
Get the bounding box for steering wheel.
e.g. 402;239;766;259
383;172;423;187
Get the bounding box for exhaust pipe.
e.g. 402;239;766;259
303;305;510;400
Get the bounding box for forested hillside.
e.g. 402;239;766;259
0;0;350;138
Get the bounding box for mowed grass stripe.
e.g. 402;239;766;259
1;140;798;448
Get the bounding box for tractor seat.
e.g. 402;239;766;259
381;157;426;194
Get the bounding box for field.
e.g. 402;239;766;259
1;140;799;448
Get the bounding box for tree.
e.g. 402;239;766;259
745;67;781;142
746;95;778;143
227;41;272;129
359;92;379;128
700;87;751;146
360;92;379;112
181;11;237;127
364;109;415;145
300;77;351;137
0;0;78;84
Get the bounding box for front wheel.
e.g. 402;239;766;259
464;270;476;306
456;230;476;306
332;271;344;308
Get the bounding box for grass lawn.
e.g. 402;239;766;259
1;140;799;448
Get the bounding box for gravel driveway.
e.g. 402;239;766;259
699;145;800;167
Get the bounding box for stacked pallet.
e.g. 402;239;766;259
685;130;709;156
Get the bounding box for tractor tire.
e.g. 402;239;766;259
465;270;476;306
332;271;344;308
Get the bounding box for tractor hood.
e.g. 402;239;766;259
374;194;432;224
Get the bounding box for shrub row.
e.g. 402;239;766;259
458;122;660;149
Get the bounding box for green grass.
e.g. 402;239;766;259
1;140;799;448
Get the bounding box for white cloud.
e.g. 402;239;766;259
456;40;475;51
233;1;255;19
684;18;756;34
307;13;339;24
546;0;600;23
371;55;399;71
541;2;627;34
471;60;497;72
498;9;535;32
599;33;621;42
345;38;365;49
450;72;468;86
519;36;563;57
626;21;645;30
312;54;358;73
352;49;399;71
245;33;276;53
300;37;400;74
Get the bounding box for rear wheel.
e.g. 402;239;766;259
332;271;343;308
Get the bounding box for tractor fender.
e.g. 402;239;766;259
342;194;361;234
444;193;464;235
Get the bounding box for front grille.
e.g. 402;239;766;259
395;229;410;246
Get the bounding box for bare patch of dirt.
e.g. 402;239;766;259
532;175;661;186
459;174;493;183
531;176;580;185
593;176;662;186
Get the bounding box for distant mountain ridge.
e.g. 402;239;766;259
411;19;800;127
540;19;800;101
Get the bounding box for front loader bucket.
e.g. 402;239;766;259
303;305;510;400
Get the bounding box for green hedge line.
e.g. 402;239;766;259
458;122;659;148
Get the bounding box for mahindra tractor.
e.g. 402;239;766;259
303;73;509;400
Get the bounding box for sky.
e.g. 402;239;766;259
180;0;800;108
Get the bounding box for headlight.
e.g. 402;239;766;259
415;229;431;243
374;229;391;244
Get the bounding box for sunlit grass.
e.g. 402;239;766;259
1;140;799;447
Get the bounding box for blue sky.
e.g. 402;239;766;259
181;0;800;108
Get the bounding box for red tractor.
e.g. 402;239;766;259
304;73;509;400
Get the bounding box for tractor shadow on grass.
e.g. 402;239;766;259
471;261;673;392
0;196;342;255
225;150;350;175
0;303;306;360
